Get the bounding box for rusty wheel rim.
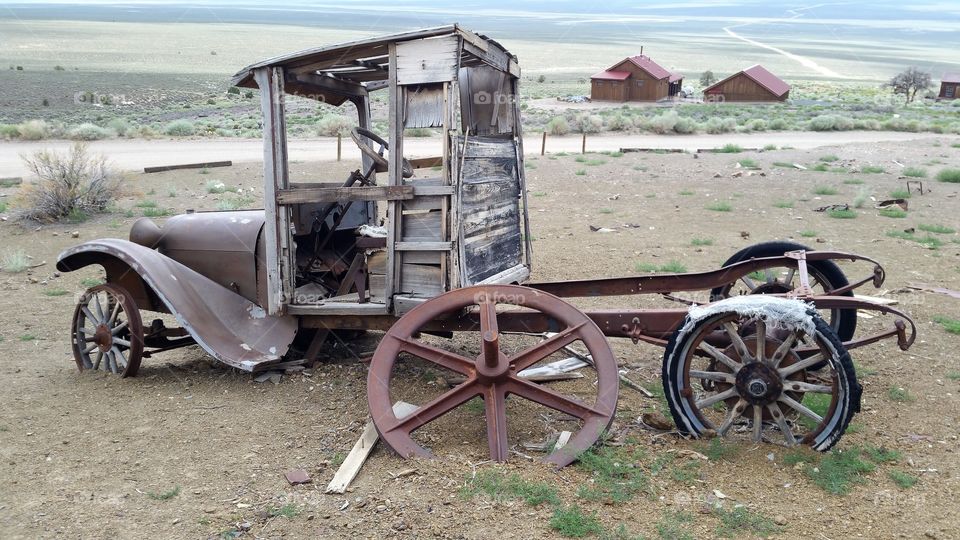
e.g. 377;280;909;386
71;284;144;377
367;285;618;467
680;314;839;446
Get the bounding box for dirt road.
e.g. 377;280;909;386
0;131;951;177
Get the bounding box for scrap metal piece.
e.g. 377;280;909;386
367;285;618;468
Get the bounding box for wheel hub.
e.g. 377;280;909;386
94;324;113;352
735;362;783;405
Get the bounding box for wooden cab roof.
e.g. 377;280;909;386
230;25;519;106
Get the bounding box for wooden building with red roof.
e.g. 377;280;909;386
590;54;683;102
703;65;790;102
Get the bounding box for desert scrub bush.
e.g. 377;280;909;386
745;118;767;131
706;201;732;212
605;114;631;131
546;116;570;135
853;187;871;208
68;123;113;141
1;249;29;273
163;119;195;136
903;167;927;178
17;119;50;140
861;165;885;174
0;123;19;139
808;114;854;131
716;143;743;153
703;117;737;134
649;111;678;134
106;118;133;137
317;115;353;136
878;208;907;218
574;114;603;134
767;117;789;130
936;168;960;183
17;143;122;223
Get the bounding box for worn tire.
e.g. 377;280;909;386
661;308;860;451
711;240;856;343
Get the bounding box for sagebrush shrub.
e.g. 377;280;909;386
17;143;123;223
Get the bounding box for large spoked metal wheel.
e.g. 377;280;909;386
711;241;856;343
662;298;860;451
367;285;619;468
71;284;144;377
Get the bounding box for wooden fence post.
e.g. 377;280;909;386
337;133;342;161
541;132;546;156
581;133;586;154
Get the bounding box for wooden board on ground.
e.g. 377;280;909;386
325;401;418;494
143;160;232;173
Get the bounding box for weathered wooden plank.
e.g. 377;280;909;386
395;35;459;85
402;211;443;241
287;303;389;316
401;251;442;265
253;66;291;316
402;195;444;212
143;161;232;174
277;185;413;205
395;241;452;251
413;185;454;196
407;156;444;169
366;251;387;274
400;263;443;296
404;86;445;128
325;401;419;494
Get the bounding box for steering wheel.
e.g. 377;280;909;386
351;127;414;179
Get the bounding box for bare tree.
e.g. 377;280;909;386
887;67;932;104
699;70;717;87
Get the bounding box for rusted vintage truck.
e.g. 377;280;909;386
58;26;915;466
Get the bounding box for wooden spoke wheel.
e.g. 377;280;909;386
662;302;860;451
71;284;144;377
367;285;618;467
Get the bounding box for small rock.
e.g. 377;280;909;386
71;231;79;238
640;412;673;431
774;515;788;526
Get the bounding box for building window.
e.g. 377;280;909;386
635;80;644;87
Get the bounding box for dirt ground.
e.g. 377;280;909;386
1;137;959;539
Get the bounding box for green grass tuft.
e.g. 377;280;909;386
656;511;693;540
737;158;758;169
807;448;875;495
917;223;955;234
843;178;864;185
43;289;68;297
462;470;560;506
550;505;603;538
888;188;911;199
861;165;885;174
887;386;915;402
1;250;30;273
799;230;817;238
878;208;907;218
576;445;652;503
268;503;299;518
690;237;713;246
903;167;927;178
773;200;794;208
679;189;694;196
146;486;181;501
715;506;781;538
813;186;839;195
819;154;839;162
887;470;918;489
575;169;586;176
716;143;743;153
936;168;960;183
706;201;732;212
933;316;960;334
828;209;857;219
